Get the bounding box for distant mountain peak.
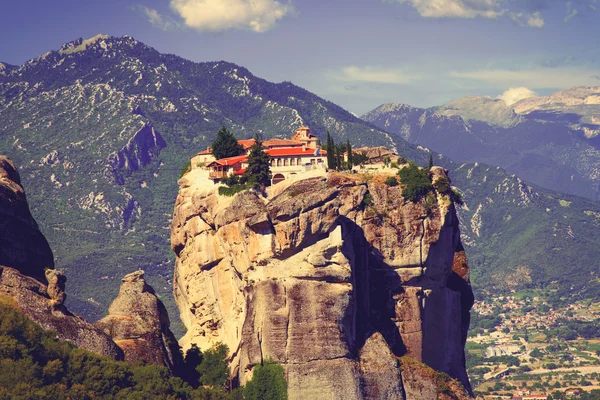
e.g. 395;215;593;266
434;96;523;128
58;34;111;55
372;103;420;113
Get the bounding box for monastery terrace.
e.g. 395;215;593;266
191;126;328;186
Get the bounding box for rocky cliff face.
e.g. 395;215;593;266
105;124;166;185
0;156;54;283
96;270;183;372
0;156;123;359
171;168;473;399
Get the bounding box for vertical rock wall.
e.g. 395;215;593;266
171;168;474;399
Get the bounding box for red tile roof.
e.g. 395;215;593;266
263;138;303;147
238;139;255;149
266;148;327;156
209;155;248;166
209;147;326;166
234;168;247;176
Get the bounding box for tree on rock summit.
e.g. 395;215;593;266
211;126;244;160
244;134;271;187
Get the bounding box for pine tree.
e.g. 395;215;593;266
428;153;434;169
326;131;336;170
211;126;244;160
346;139;352;170
244;134;271;187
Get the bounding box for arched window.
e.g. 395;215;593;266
272;173;286;185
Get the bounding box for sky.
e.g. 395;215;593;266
1;0;600;115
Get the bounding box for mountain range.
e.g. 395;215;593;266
0;34;430;325
1;34;598;324
363;88;600;202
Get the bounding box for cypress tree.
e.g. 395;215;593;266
244;134;271;187
336;144;343;170
346;139;352;170
428;153;434;169
326;131;336;170
211;126;244;160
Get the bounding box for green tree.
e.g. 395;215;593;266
181;344;203;388
428;153;434;169
398;162;433;202
211;126;244;160
346;139;353;170
245;361;287;400
244;135;271;187
325;131;336;170
197;343;229;388
433;176;451;194
385;176;398;187
336;143;344;170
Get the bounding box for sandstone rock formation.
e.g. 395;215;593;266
0;265;123;359
0;155;122;359
354;146;398;163
96;270;183;372
171;167;473;399
0;156;54;282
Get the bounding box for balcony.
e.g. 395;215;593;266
209;170;227;179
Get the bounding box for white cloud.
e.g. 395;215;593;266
337;66;420;84
497;87;538;106
384;0;600;27
565;7;578;21
169;0;293;32
139;6;175;31
387;0;505;19
450;67;600;89
526;11;544;28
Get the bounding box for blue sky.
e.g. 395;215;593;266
2;0;600;114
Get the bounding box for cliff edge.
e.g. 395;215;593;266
0;156;54;282
0;156;122;359
171;167;474;399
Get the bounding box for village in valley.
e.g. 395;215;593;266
468;290;600;400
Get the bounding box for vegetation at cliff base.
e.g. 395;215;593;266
397;162;433;202
245;361;287;400
0;297;287;399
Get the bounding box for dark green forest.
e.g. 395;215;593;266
0;297;286;399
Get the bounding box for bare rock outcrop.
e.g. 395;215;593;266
0;265;123;359
95;270;183;372
171;168;474;399
353;146;398;163
0;156;122;359
0;156;54;282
